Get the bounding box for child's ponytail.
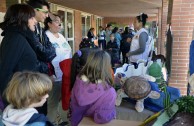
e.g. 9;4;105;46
70;52;81;90
70;48;94;90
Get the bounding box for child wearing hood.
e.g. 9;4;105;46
2;71;53;126
70;50;116;126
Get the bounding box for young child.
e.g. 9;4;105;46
120;34;133;64
60;48;95;111
70;50;116;126
2;71;53;126
106;33;120;67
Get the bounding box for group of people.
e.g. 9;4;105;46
0;0;152;125
85;13;150;69
0;0;71;125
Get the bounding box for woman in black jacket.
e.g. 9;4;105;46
87;28;96;42
0;4;39;104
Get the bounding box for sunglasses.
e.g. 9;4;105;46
35;8;49;14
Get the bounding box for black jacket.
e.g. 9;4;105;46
0;26;39;95
106;40;119;65
28;23;56;75
120;41;131;53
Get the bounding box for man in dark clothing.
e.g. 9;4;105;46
26;0;56;115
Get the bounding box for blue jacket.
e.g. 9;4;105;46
26;113;54;126
189;40;194;75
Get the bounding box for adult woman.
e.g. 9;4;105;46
44;13;72;125
87;28;96;42
0;4;38;101
112;27;122;48
126;13;149;66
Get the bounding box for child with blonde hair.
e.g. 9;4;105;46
2;71;53;126
70;50;116;126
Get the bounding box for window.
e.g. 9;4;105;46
81;14;91;38
96;17;103;35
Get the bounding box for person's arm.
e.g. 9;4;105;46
0;35;26;94
128;32;148;56
118;33;122;41
93;88;116;124
28;31;56;62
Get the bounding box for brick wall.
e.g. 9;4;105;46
103;17;134;27
103;16;157;28
74;10;82;51
169;0;194;95
0;0;6;12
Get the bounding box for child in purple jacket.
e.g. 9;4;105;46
70;50;116;126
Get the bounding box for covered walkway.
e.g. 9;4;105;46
0;0;194;95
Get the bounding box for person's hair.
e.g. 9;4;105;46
89;28;94;32
0;4;35;31
4;71;52;109
123;27;129;34
44;13;60;31
136;13;148;27
79;50;113;86
26;0;50;10
70;48;97;89
112;27;119;34
107;24;112;28
99;26;104;30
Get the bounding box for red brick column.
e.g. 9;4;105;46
161;0;169;55
0;0;6;12
169;0;194;95
74;10;82;51
103;17;135;27
157;8;162;54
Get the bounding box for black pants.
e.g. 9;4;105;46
122;52;128;64
98;40;106;50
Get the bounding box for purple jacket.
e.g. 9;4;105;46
70;76;116;126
